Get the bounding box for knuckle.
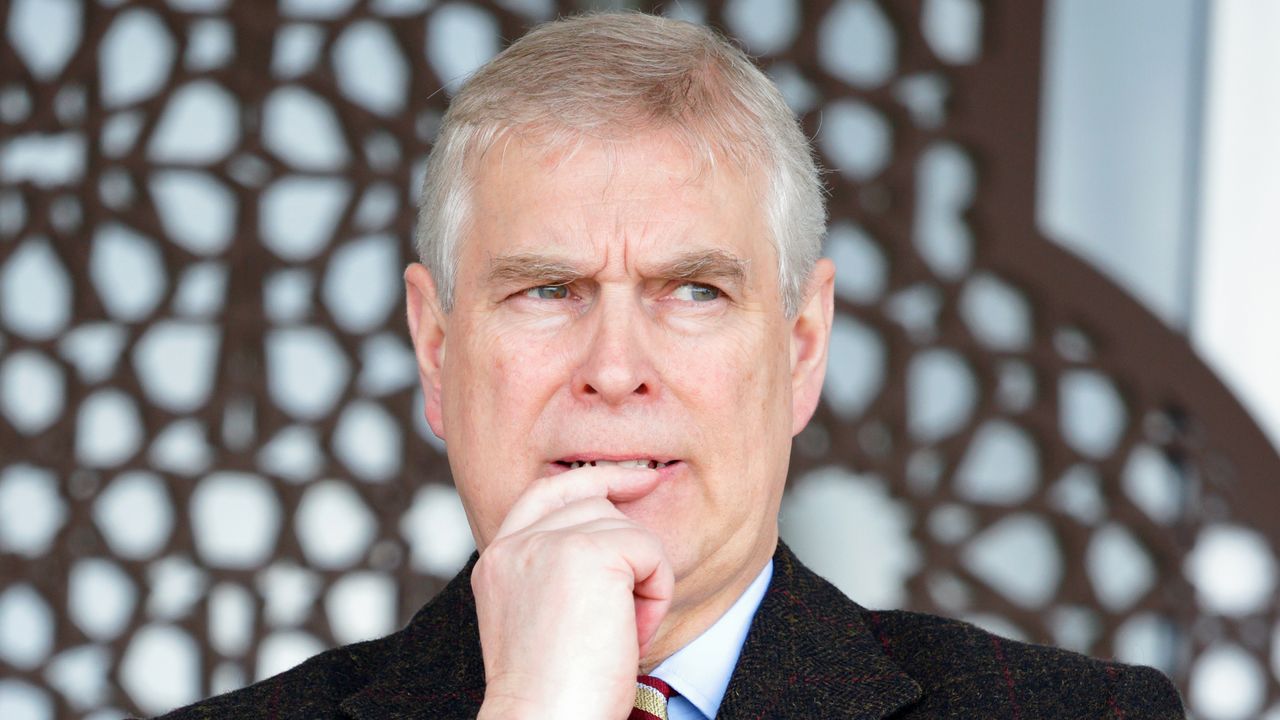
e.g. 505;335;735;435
555;531;602;558
475;536;516;576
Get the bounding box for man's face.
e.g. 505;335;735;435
407;130;832;611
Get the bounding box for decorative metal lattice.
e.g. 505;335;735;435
1;1;1278;718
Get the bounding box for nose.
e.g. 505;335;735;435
572;290;654;404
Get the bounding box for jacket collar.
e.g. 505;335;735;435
717;543;921;719
340;543;920;719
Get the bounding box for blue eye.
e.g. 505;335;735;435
672;283;721;302
525;285;570;300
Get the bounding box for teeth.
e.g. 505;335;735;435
566;459;670;470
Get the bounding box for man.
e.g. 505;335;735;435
161;12;1185;719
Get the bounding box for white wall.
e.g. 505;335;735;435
1192;0;1280;452
1038;0;1206;327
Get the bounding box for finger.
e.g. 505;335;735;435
616;531;673;657
567;523;670;600
514;497;628;534
513;519;672;623
636;592;672;659
496;465;660;539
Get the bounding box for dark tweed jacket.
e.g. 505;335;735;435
158;543;1185;718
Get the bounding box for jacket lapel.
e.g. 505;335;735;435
339;558;487;720
717;543;922;719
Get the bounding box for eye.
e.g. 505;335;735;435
671;283;721;302
523;284;570;300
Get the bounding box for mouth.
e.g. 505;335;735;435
552;458;681;471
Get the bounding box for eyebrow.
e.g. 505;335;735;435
485;249;750;289
656;249;749;289
486;254;584;287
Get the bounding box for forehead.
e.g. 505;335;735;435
461;130;773;266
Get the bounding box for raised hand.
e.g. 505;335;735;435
472;464;674;720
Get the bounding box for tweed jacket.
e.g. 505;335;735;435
158;542;1185;718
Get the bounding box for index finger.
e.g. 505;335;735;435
494;465;661;540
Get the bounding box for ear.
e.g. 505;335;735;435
790;258;835;436
404;263;448;441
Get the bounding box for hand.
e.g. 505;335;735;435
472;465;674;720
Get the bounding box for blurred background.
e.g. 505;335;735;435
1;0;1278;718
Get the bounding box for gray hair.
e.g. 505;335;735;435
415;12;826;317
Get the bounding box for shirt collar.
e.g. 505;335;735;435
651;559;773;719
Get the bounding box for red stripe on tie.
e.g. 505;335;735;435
637;676;674;697
629;675;675;720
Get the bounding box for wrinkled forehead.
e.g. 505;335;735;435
457;126;776;274
465;121;771;200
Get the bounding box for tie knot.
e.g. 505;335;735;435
631;675;675;720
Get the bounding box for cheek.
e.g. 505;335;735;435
444;338;541;544
446;323;575;454
661;325;787;424
483;325;575;400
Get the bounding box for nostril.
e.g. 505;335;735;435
576;380;648;399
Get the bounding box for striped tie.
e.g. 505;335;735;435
629;675;675;720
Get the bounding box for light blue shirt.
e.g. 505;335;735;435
650;560;774;720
